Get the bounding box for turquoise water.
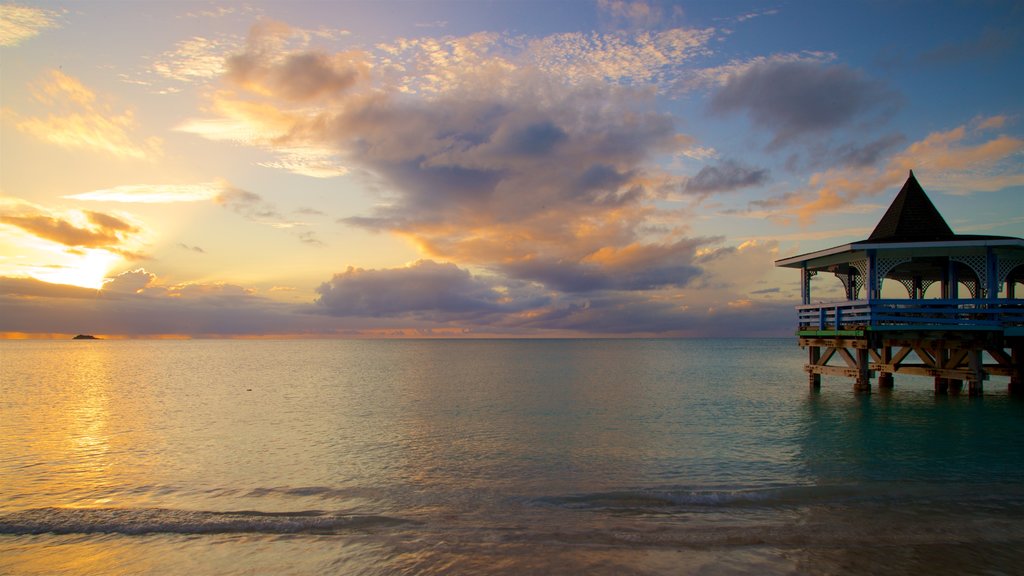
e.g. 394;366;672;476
1;339;1022;574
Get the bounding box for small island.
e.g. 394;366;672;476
72;334;100;340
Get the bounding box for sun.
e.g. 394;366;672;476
30;249;121;290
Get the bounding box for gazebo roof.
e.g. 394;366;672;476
776;171;1024;269
865;171;953;242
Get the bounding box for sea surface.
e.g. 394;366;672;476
1;338;1023;575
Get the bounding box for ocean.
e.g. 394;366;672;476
1;338;1022;575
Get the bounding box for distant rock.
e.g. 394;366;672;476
72;334;100;340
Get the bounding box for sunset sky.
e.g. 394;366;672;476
2;0;1022;338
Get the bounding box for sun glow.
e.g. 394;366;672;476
30;249;121;290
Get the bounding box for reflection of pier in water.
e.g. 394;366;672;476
776;172;1024;395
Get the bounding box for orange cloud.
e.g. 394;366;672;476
12;70;161;159
781;118;1024;223
0;4;62;47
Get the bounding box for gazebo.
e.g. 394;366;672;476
775;171;1024;395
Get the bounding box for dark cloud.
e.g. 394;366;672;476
297;230;323;245
215;186;281;220
710;61;898;148
786;133;908;172
0;276;99;299
920;26;1020;65
498;121;568;156
178;243;206;253
314;260;548;319
832;133;907;168
498;239;708;293
684;159;769;194
512;294;793;337
225;20;368;102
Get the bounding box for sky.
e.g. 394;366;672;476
1;0;1022;338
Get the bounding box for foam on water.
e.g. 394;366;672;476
0;507;412;536
535;481;1024;513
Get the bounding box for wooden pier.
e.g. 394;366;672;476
776;172;1024;395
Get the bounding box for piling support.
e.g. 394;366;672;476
808;345;821;390
1010;343;1023;396
854;348;871;393
967;349;984;397
878;345;894;389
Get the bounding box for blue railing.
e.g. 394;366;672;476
797;299;1024;331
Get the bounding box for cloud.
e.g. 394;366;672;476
498;239;709;293
67;179;324;246
178;243;206;253
0;199;141;252
920;26;1020;65
152;36;235;83
829;133;907;168
173;19;804;335
225;19;369;102
102;268;156;293
709;60;898;148
0;276;99;299
597;0;667;29
0;4;62;47
11;70;162;159
678;51;835;93
684;159;769;194
374;24;716;96
315;260;548;319
526;27;715;88
0;198;149;288
183;21;728;295
762;118;1024;223
510;292;793;337
215;186;282;220
65;182;224;203
255;147;349;178
733;9;779;23
0;272;336;337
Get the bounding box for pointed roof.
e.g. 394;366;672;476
867;170;955;242
775;170;1023;269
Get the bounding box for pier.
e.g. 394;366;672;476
776;172;1024;395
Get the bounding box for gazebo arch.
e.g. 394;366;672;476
1000;262;1024;298
775;171;1024;395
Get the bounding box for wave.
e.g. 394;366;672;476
534;482;1024;513
0;507;412;536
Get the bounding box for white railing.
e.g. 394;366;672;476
797;299;1024;331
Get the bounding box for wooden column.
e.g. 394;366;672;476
854;348;871;393
878;345;894;389
808;345;821;390
934;347;948;395
1009;342;1023;395
967;349;984;397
